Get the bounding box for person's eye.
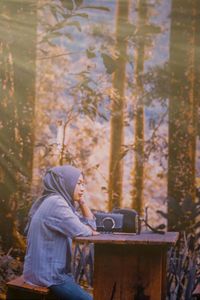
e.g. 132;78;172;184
78;181;85;186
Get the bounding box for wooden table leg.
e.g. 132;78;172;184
93;244;167;300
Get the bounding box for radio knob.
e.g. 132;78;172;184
103;217;115;231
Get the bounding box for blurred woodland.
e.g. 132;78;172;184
0;0;200;299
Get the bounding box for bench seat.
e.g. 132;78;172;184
6;275;57;300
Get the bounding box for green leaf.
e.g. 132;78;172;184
48;20;81;32
101;53;117;74
41;30;73;43
50;20;67;31
63;32;73;40
67;21;81;31
74;13;88;18
86;49;96;58
42;31;63;42
74;0;83;7
50;5;59;21
80;5;110;12
60;0;74;11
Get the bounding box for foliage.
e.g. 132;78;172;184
0;248;23;300
0;0;37;251
38;0;110;53
164;192;200;298
167;233;197;300
157;195;197;233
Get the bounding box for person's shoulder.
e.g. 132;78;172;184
47;194;69;207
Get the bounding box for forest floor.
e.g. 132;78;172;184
0;248;23;300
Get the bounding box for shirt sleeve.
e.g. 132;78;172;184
79;216;96;231
44;197;93;238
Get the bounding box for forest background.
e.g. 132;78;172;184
0;0;200;299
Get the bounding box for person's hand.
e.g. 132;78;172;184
77;194;87;205
92;230;100;236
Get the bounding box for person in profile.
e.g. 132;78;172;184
23;165;98;300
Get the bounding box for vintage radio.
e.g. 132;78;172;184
94;208;141;233
94;212;124;232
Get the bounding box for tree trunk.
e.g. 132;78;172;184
168;0;199;230
131;0;147;215
108;0;130;211
0;1;37;250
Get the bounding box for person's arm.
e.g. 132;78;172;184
78;195;99;235
79;197;94;220
44;196;99;237
44;196;94;238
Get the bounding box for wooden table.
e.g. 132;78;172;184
75;232;179;300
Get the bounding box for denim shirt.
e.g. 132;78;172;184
23;195;96;287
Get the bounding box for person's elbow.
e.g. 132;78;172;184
71;225;93;238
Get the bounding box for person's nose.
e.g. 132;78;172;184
80;184;85;192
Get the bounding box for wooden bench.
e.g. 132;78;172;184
6;275;57;300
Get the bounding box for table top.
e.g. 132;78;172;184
75;231;179;245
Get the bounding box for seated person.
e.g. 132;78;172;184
23;165;98;300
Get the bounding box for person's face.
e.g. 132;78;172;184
73;174;85;201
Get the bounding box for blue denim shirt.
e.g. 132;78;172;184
23;195;96;287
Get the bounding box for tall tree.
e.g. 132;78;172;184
168;0;200;230
0;1;37;250
108;0;130;210
131;0;147;215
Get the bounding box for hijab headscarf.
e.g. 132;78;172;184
24;165;81;235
